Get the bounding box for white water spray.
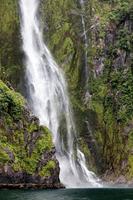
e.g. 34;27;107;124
19;0;101;188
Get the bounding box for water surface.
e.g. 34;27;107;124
0;188;133;200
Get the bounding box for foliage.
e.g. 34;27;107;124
39;160;56;177
0;0;22;88
0;81;55;177
0;80;25;120
1;0;133;181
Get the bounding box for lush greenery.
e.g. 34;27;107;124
0;81;56;177
42;0;133;180
0;0;22;89
0;0;133;182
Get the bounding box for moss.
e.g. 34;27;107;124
0;0;22;88
78;138;96;172
1;0;133;180
0;81;56;176
108;1;133;23
0;146;9;164
0;80;25;120
39;160;56;177
27;123;39;133
10;126;53;174
81;0;133;176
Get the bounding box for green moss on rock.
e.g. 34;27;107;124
0;81;59;184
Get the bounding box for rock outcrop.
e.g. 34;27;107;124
0;81;62;188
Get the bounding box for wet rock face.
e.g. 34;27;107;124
113;50;126;69
0;157;61;188
0;81;62;189
39;0;133;182
94;57;104;76
0;127;61;188
87;2;133;182
1;0;133;185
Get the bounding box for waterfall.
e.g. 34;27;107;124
80;0;90;99
19;0;101;188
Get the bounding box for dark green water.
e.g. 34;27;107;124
0;189;133;200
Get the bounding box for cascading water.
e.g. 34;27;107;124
19;0;101;188
80;0;89;89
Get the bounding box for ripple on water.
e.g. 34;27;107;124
0;188;133;200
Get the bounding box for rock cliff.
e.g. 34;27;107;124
0;81;62;188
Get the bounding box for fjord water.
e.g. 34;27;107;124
0;189;133;200
19;0;101;188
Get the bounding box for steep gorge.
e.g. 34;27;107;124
41;0;133;184
0;0;133;187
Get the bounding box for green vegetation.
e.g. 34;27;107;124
39;160;56;177
0;0;22;88
0;81;55;177
41;0;133;179
0;80;25;120
87;0;133;178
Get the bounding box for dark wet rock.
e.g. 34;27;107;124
123;122;133;136
0;148;62;189
0;159;62;188
105;30;115;46
113;50;127;69
36;148;56;172
0;183;64;189
94;57;104;76
115;176;127;184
